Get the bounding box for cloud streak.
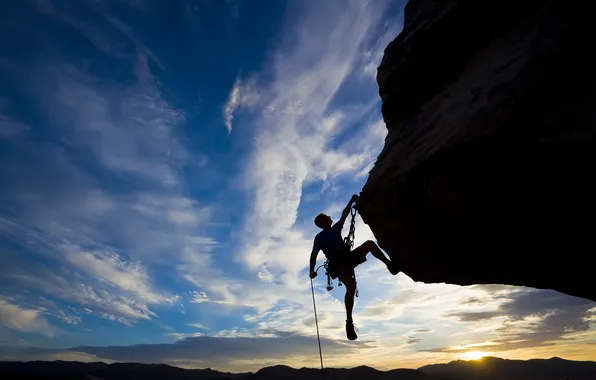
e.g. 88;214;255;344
0;19;215;329
236;0;393;279
223;78;241;134
423;289;596;354
31;331;365;371
36;61;185;186
0;299;52;336
0;113;30;138
63;247;174;305
73;332;360;362
1;330;370;371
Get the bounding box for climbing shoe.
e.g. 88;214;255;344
387;261;400;275
346;320;358;340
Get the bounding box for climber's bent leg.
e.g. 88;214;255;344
355;240;390;265
354;240;399;275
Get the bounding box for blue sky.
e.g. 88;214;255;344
1;0;595;372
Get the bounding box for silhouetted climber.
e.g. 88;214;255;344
309;194;399;340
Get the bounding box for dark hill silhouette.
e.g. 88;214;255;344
0;361;250;380
419;356;596;380
255;365;436;380
1;357;595;380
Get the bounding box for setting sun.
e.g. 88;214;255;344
461;351;489;360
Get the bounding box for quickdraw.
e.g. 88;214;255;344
343;205;357;250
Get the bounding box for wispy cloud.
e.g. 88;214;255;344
7;264;156;324
0;298;52;336
205;0;413;349
1;150;213;323
70;332;365;371
361;18;405;79
0;347;110;363
0;113;30;139
36;61;185;186
1;190;213;325
421;289;596;354
37;0;164;69
7;331;365;371
223;78;241;134
187;322;208;330
235;0;393;274
36;0;114;54
1;29;216;331
222;77;260;134
102;13;165;70
32;297;83;326
63;247;174;304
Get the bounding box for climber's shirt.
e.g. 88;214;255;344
311;222;345;262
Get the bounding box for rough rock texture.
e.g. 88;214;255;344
359;0;596;301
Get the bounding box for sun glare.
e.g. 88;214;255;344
461;351;488;360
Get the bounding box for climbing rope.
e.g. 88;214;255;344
310;277;325;378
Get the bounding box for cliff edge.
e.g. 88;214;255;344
359;0;596;301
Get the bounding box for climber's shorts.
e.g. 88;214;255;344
327;246;367;280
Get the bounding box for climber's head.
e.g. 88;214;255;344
314;213;332;229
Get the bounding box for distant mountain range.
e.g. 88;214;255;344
1;356;595;380
419;356;596;380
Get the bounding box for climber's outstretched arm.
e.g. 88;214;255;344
309;239;320;278
336;194;359;229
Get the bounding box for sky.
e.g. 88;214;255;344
1;0;595;373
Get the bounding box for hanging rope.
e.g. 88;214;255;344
310;277;325;378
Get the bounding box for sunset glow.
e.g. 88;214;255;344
460;351;489;360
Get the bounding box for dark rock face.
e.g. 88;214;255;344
359;0;596;301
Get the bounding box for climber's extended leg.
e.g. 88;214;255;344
353;240;399;275
338;269;358;340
